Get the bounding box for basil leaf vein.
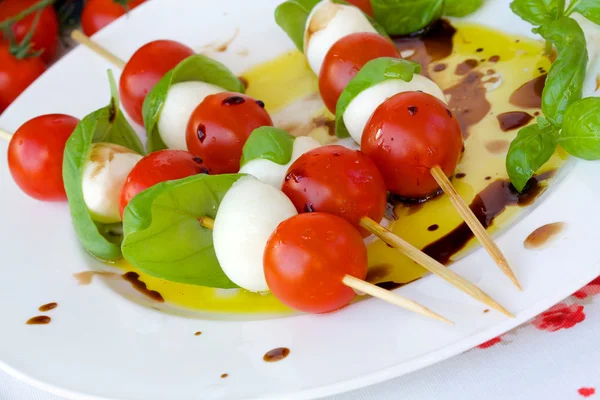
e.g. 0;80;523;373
122;173;244;288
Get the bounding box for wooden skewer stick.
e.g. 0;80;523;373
359;217;513;318
71;30;126;69
0;129;12;142
341;275;453;324
199;216;453;324
430;165;522;290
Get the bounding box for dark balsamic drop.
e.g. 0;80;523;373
38;302;58;312
256;100;265;108
27;316;51;325
524;222;566;249
488;55;500;63
222;95;245;105
221;373;229;379
422;171;555;264
497;111;533;132
455;59;479;75
263;347;291;362
510;74;546;108
195;331;202;336
433;63;447;72
455;173;466;179
122;272;164;303
192;157;203;164
427;224;439;232
408;106;418;115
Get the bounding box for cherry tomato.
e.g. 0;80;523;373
319;32;400;114
345;0;374;16
0;0;59;64
119;149;208;216
81;0;147;37
7;114;80;201
186;93;273;174
282;145;386;237
119;40;194;125
362;91;463;199
0;43;46;113
264;212;368;314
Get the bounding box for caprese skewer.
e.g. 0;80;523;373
276;0;520;289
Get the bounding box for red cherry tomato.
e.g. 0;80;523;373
0;43;46;113
264;212;368;314
345;0;374;16
119;149;208;216
319;33;399;113
282;145;387;237
82;0;147;37
119;40;194;125
0;0;59;64
7;114;80;201
186;93;273;174
362;91;463;199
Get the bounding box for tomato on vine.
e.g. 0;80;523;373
0;15;47;113
0;0;59;64
82;0;147;37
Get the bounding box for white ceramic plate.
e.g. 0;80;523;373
1;1;600;399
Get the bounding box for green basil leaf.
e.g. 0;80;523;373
63;71;145;261
122;173;243;288
559;97;600;160
538;17;588;127
506;118;558;192
142;54;245;153
444;0;483;17
569;0;600;24
335;57;422;138
510;0;564;26
371;0;443;36
240;127;295;167
274;0;321;51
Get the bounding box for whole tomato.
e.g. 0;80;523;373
8;114;80;201
186;92;273;174
81;0;147;37
362;91;464;199
119;40;194;125
0;0;59;64
0;43;46;113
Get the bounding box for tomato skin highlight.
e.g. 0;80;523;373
0;0;59;64
345;0;374;16
7;114;80;201
119;149;208;216
82;0;147;37
0;44;46;113
264;213;368;314
119;40;194;125
186;92;273;174
361;91;463;199
282;145;387;237
319;32;400;113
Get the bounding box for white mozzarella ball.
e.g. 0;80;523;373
213;176;298;292
81;143;142;224
157;81;225;150
239;136;321;189
304;0;376;75
343;75;447;144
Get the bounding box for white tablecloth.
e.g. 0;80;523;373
3;277;599;400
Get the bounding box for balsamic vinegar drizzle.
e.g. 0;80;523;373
422;171;555;264
263;347;291;362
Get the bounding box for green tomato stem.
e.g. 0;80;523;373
0;0;56;30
